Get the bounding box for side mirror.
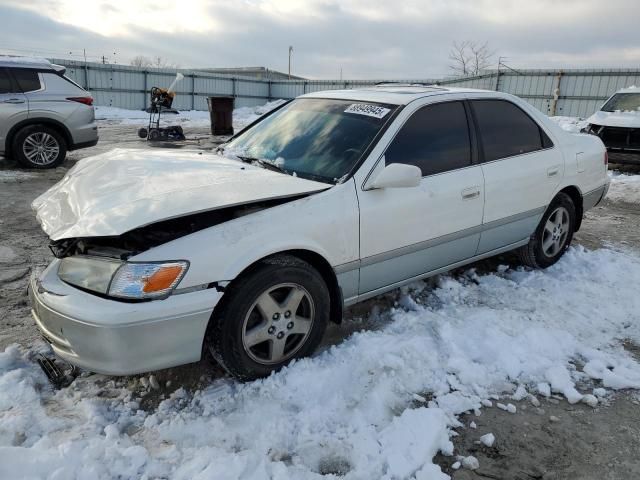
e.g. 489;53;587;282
369;162;421;189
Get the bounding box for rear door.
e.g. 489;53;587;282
357;99;485;295
469;98;562;254
0;68;28;154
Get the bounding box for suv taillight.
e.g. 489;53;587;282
604;151;608;166
67;96;93;106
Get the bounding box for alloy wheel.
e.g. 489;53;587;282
542;206;570;257
241;282;315;365
22;132;60;166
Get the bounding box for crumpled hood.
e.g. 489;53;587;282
33;148;329;241
587;110;640;129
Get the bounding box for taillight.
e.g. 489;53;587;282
67;96;93;106
604;151;608;166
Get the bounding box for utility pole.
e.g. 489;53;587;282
495;56;502;91
83;48;88;90
288;46;293;79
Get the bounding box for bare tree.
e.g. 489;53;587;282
469;41;494;75
130;55;153;67
448;41;495;76
152;56;179;69
448;40;472;76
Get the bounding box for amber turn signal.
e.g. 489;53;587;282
142;265;185;293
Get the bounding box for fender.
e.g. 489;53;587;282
5;117;73;152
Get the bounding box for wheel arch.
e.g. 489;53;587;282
214;249;344;326
557;185;583;231
6;118;73;153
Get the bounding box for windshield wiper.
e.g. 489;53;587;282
237;156;287;175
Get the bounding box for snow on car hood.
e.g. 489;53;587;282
587;110;640;129
32;148;330;241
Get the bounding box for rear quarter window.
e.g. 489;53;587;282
0;69;12;94
11;69;41;92
41;72;85;93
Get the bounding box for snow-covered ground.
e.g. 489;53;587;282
94;99;286;130
2;247;640;479
608;171;640;204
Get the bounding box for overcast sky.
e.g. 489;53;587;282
1;0;639;79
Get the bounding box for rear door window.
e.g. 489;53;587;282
385;101;471;176
11;69;41;92
0;69;12;94
471;100;550;162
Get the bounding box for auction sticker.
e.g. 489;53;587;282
344;104;390;119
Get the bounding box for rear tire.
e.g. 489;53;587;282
205;255;330;381
13;125;66;169
517;192;576;269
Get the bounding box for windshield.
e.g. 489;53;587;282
601;93;640;112
223;98;397;183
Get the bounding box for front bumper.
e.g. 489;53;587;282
607;150;640;166
29;260;222;375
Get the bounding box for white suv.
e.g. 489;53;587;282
0;56;98;168
30;86;609;380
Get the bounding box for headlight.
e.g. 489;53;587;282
58;256;121;295
58;257;188;300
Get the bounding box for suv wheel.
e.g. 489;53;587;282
13;125;67;169
517;192;576;269
206;255;330;380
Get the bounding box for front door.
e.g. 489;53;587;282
357;100;485;295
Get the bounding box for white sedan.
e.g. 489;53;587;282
30;85;609;380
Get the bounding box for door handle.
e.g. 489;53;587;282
2;98;25;104
461;187;481;200
547;166;560;177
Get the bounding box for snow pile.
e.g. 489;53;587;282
549;116;589;133
479;433;495;448
607;171;640;204
2;247;640;478
95;100;285;130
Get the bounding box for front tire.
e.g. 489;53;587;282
206;255;330;381
13;125;67;169
517;192;576;268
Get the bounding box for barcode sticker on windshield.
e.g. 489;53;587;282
344;104;390;119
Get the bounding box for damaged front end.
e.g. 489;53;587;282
584;123;640;166
45;196;307;301
49;196;304;261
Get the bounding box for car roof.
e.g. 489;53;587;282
0;55;56;70
615;86;640;94
299;85;495;105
